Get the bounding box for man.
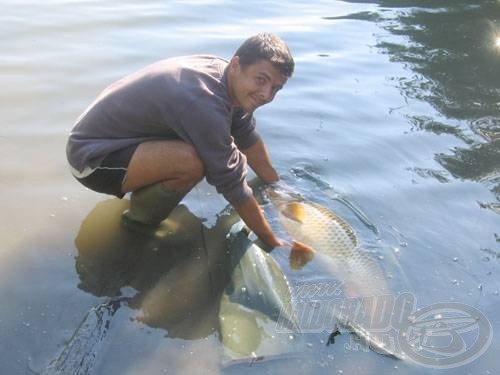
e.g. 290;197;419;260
67;33;306;250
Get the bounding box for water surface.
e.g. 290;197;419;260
0;1;498;374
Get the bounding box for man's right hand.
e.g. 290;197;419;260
235;195;283;248
235;195;316;254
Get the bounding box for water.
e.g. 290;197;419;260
0;0;499;374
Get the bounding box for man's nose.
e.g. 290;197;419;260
259;85;274;103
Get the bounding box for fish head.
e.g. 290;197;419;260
263;184;305;223
263;182;302;203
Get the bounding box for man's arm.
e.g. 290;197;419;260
242;138;279;183
234;195;282;247
235;195;315;255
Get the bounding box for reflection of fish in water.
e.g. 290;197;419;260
218;223;306;363
261;184;404;359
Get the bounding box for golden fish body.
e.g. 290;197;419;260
266;187;389;298
264;186;406;359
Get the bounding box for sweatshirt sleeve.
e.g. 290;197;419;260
177;98;253;207
231;108;261;150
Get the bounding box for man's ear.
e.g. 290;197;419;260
229;56;240;73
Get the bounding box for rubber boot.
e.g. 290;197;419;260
121;183;187;235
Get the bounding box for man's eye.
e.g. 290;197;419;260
256;76;265;84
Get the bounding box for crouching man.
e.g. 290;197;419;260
67;33;305;250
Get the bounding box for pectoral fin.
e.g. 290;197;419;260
289;248;314;270
281;202;306;224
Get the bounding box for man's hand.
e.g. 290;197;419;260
234;196;314;251
236;196;316;256
235;196;281;248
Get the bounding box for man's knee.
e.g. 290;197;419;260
181;145;204;187
122;140;205;193
187;153;204;183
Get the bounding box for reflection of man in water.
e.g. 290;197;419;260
74;198;238;338
66;33;307;251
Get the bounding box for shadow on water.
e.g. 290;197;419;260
43;198;242;373
74;198;241;337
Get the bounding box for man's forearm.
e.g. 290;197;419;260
234;196;281;248
242;139;279;183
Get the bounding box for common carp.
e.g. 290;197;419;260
263;185;389;298
260;183;405;359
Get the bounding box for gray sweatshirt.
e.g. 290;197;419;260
66;55;260;206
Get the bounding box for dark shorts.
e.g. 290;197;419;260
75;144;139;198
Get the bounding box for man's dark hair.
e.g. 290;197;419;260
234;33;294;78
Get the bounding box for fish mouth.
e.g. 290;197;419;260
263;184;302;207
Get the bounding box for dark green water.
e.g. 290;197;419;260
0;1;498;374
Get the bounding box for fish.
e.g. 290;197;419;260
263;185;389;296
260;183;405;359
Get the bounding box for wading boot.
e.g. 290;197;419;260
121;183;187;236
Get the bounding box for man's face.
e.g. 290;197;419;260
228;57;287;113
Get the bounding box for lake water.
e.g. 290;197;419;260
1;0;499;374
